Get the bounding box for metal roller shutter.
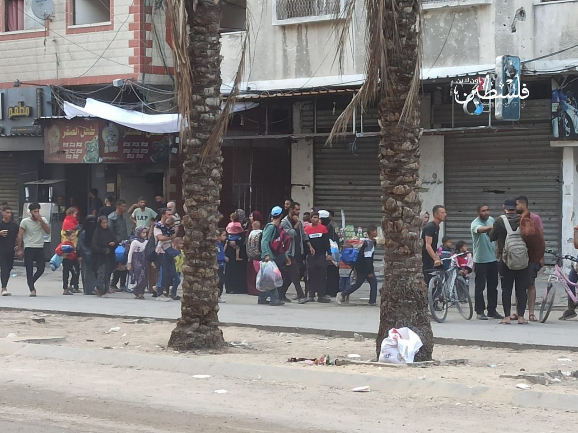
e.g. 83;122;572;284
0;152;20;214
444;122;562;254
314;137;382;230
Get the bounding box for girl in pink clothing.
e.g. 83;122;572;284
226;212;244;261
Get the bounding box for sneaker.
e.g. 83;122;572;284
157;296;170;302
369;302;378;306
171;295;181;301
258;300;270;305
270;300;285;306
317;296;331;303
488;312;504;320
281;296;292;303
337;295;344;305
219;297;226;303
477;313;489;320
559;310;577;320
152;292;158;298
298;297;307;304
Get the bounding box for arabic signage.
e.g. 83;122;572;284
552;75;578;140
0;87;52;136
44;119;171;164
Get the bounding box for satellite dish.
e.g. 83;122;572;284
31;0;55;20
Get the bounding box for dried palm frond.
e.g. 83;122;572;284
202;21;250;161
327;0;423;145
332;0;356;75
165;0;194;150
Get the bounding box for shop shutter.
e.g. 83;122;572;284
444;122;562;255
314;137;383;231
0;153;20;214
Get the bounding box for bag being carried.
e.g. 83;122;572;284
247;229;263;260
500;215;529;270
256;260;283;291
266;224;291;256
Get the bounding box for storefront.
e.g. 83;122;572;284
44;118;174;221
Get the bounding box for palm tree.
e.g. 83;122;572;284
330;0;433;361
166;0;226;350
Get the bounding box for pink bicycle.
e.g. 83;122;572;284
540;249;578;323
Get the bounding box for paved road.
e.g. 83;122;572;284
1;266;577;349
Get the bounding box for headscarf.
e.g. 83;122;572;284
82;215;98;247
135;226;147;241
248;211;264;234
236;209;247;223
92;216;117;253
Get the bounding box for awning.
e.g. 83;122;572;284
64;99;182;134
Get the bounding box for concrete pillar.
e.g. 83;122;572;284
291;138;314;211
419;135;445;216
560;145;578;257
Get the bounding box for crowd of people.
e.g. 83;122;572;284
421;196;550;324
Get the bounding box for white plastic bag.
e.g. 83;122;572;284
378;327;423;364
256;261;283;291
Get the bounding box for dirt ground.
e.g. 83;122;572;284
1;310;577;394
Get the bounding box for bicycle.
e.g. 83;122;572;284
427;252;473;323
539;249;578;323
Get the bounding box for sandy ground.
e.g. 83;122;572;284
2;310;578;394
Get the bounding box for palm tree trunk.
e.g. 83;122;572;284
375;0;434;361
168;0;226;350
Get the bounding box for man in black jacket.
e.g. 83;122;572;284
338;226;378;306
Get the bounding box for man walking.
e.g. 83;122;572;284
259;206;285;306
131;197;157;230
489;198;529;324
88;189;103;218
108;200;129;292
280;201;313;304
304;211;332;303
422;205;446;285
516;195;544;322
0;206;19;296
17;203;50;297
471;205;503;320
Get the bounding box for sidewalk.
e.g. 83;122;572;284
1;266;576;350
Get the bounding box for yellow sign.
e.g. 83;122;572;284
7;101;31;120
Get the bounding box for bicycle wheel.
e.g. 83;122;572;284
539;282;557;323
454;276;473;320
428;276;448;323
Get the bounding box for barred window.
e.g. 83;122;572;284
273;0;346;25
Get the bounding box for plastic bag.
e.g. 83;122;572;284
50;254;63;272
329;239;340;262
256;261;283;291
378;327;423;364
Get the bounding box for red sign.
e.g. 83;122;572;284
44;120;171;164
44;120;101;163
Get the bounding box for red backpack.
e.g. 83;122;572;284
267;224;291;255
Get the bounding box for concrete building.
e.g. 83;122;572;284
219;0;578;257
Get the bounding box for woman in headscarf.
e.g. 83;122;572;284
126;226;148;300
224;209;248;294
246;210;264;296
77;215;98;295
236;208;249;230
91;216;118;297
321;210;340;298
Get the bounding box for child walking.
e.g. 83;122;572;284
127;226;148;300
56;230;80;295
226;212;244;261
217;229;228;303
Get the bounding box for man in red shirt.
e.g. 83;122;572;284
304;211;332;303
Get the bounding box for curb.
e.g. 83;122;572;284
2;306;578;352
1;340;577;412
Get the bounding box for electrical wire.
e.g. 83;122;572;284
425;12;457;74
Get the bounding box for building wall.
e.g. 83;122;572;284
0;0;172;87
419;135;445;236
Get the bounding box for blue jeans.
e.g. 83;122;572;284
339;276;351;293
341;273;378;304
170;273;181;297
258;288;279;304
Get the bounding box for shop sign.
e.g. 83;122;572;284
44;119;171;164
44;119;101;163
0;87;52;136
552;75;578;140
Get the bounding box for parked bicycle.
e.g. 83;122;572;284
540;249;578;323
427;252;473;323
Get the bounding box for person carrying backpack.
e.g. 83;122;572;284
489;198;529;324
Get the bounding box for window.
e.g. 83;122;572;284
72;0;111;26
220;0;246;32
4;0;44;32
273;0;346;25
